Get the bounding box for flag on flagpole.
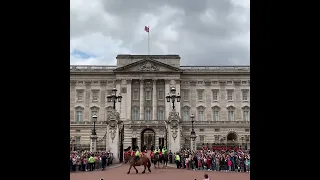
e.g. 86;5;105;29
144;26;149;33
145;26;150;55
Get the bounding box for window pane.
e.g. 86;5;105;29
159;89;164;100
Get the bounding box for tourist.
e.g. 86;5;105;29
168;147;250;173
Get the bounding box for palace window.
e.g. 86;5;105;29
145;107;152;120
242;106;250;121
227;89;234;101
132;107;139;120
197;106;205;121
76;90;84;101
242;89;249;101
133;89;139;100
182;89;189;101
90;106;99;121
227;106;235;121
92;90;99;101
197;89;204;101
158;89;164;100
212;89;219;101
146;89;151;100
181;106;190;121
212;106;220;121
158;107;164;120
75;106;84;122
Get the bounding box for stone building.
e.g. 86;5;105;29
70;54;250;161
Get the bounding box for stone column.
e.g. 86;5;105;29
190;81;197;118
205;81;212;121
70;80;77;121
152;79;157;120
84;81;92;121
100;81;107;121
107;126;120;163
90;135;97;152
234;80;241;120
106;110;121;163
190;137;197;151
126;80;132;120
120;79;126;120
139;79;144;120
219;81;227;120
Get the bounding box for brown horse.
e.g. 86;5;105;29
124;154;151;174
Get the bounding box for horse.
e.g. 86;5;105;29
124;153;151;174
152;153;161;168
159;153;169;169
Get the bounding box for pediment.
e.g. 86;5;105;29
113;59;181;72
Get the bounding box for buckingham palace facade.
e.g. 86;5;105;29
70;54;250;153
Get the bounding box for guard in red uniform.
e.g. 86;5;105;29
150;150;153;157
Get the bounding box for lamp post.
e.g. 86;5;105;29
107;87;122;109
241;136;244;149
92;114;97;135
90;114;98;152
106;87;123;162
166;87;181;110
190;113;197;151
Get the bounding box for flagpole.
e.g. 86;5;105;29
148;29;150;55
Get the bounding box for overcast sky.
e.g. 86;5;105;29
70;0;250;66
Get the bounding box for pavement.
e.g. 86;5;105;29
70;163;250;180
70;163;123;173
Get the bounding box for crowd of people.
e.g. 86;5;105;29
70;144;250;174
70;150;113;172
171;147;250;173
125;144;250;173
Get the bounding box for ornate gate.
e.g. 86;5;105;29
141;128;155;150
119;123;124;162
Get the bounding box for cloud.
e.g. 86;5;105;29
70;0;250;65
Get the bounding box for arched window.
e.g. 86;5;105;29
90;106;100;121
242;106;250;121
197;106;206;121
75;106;84;122
158;106;165;120
145;107;152;120
227;106;235;121
181;106;191;121
212;106;220;121
132;106;140;120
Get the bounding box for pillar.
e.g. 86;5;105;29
139;79;144;120
126;80;132;120
90;135;97;152
152;79;157;120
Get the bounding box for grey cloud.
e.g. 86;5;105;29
71;0;250;65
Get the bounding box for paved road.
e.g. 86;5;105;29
70;163;250;180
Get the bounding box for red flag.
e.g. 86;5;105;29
144;26;149;33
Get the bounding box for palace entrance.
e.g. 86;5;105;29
141;128;155;150
226;132;238;145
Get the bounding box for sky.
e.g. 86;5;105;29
70;0;250;66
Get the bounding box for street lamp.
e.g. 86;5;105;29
241;136;244;149
92;114;97;135
107;87;122;109
166;87;181;110
190;114;196;151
